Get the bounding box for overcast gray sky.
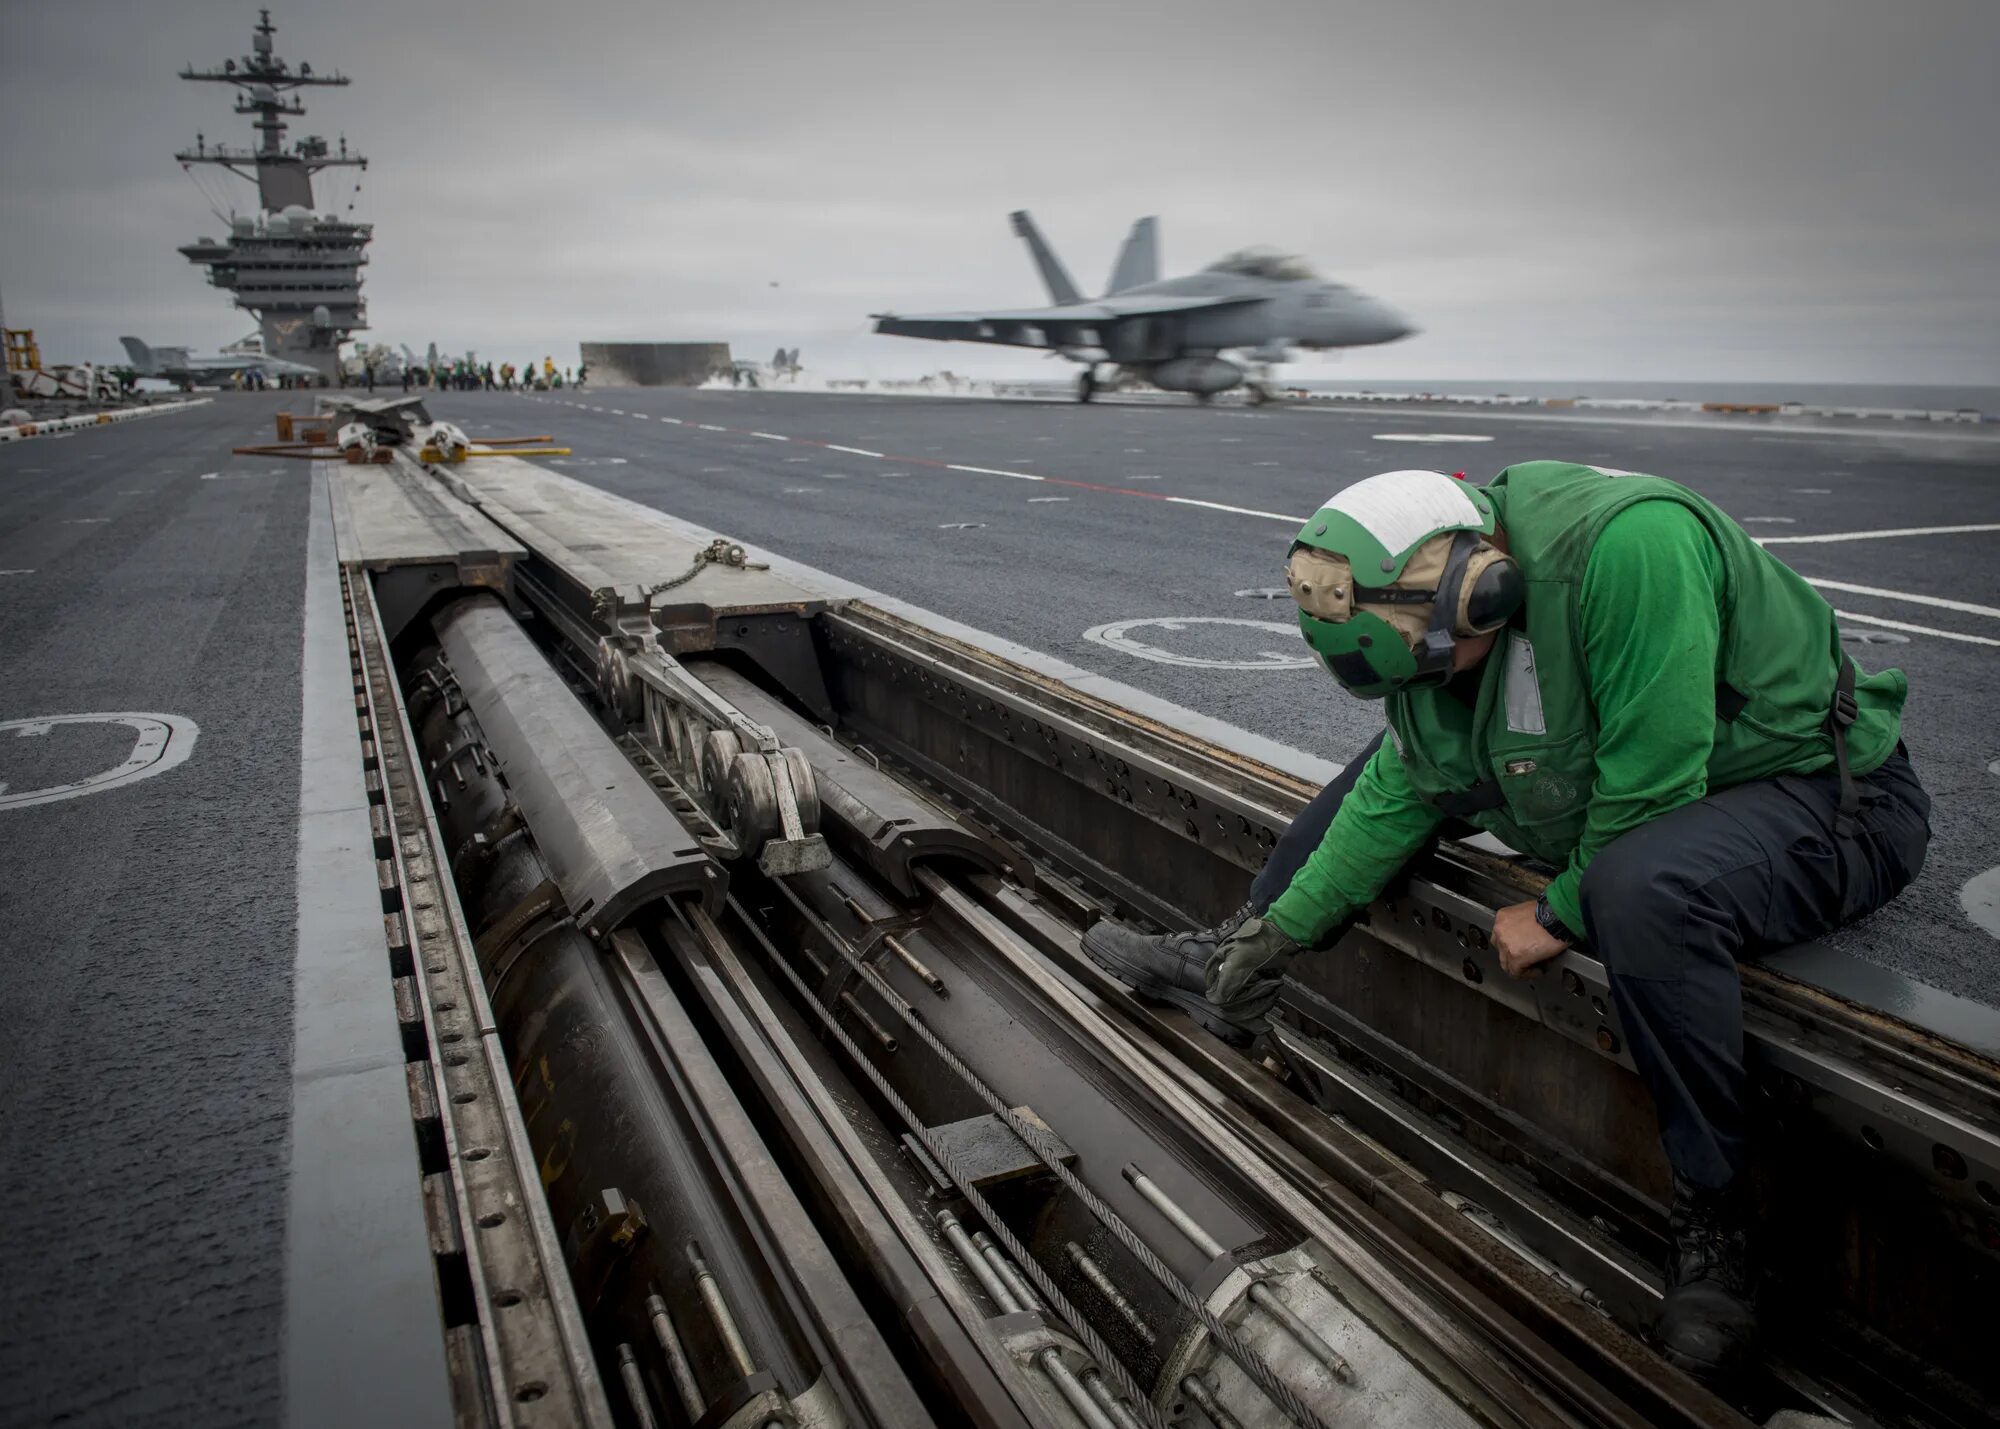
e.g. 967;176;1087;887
4;0;1996;386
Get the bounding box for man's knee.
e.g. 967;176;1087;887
1579;834;1673;935
1578;830;1754;981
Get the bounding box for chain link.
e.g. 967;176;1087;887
589;540;771;623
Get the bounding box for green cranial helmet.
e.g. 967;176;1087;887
1286;469;1503;699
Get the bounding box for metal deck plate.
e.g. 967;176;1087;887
449;455;830;610
328;458;524;571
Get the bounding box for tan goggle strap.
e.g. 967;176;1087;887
1287;536;1510;641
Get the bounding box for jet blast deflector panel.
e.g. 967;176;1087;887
579;342;733;387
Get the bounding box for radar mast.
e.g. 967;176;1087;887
175;10;372;380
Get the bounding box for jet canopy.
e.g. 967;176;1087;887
1203;247;1319;282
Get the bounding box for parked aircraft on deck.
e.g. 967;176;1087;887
119;335;321;386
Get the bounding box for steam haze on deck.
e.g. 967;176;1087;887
2;0;1995;385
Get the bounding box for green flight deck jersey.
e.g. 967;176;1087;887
1266;462;1908;943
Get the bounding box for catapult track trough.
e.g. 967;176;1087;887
323;413;2000;1429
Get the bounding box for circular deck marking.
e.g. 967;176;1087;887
1085;617;1314;670
1963;867;2000;941
1372;433;1494;444
0;713;199;810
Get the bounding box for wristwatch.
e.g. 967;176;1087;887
1533;895;1577;945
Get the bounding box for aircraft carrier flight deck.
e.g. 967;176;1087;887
2;388;1997;1429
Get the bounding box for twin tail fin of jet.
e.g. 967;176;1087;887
1105;216;1159;295
1009;210;1159;302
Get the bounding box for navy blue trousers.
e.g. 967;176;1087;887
1248;735;1931;1189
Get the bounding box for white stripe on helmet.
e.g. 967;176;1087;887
1317;470;1482;557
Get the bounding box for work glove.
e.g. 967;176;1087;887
1204;917;1303;1029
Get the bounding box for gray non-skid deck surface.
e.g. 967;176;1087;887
435;386;2000;1003
0;393;306;1427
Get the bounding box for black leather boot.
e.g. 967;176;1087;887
1080;902;1257;1044
1657;1173;1759;1386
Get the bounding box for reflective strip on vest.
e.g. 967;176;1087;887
1503;633;1546;735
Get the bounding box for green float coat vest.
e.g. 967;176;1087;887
1384;462;1905;863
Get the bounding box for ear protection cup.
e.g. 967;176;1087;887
1456;547;1524;634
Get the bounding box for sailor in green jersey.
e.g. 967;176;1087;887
1083;464;1930;1389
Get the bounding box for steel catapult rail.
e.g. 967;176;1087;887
322;422;2000;1429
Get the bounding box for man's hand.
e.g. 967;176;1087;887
1205;917;1302;1022
1492;900;1570;979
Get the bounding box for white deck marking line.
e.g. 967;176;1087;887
948;464;1044;481
1758;522;2000;545
1807;579;2000;620
1299;404;2000;444
752;432;789;441
0;569;34;576
826;445;883;457
697;424;726;431
1835;610;2000;647
1165;496;1303;522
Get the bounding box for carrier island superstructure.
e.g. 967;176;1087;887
174;10;370;381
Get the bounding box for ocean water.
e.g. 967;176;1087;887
1289;378;1996;416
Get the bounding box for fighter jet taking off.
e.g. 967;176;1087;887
872;211;1414;402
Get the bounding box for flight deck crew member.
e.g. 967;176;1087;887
1083;464;1928;1389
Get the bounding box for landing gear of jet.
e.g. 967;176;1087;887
1077;365;1099;403
1246;361;1283;406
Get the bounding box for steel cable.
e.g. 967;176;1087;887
684;900;1170;1429
761;876;1334;1429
